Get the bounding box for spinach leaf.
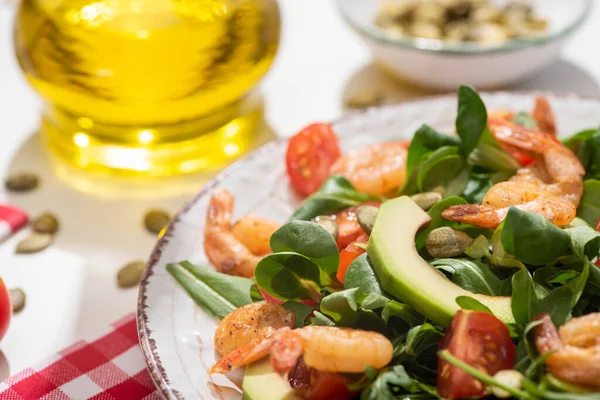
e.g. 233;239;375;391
319;288;361;326
563;128;600;179
361;365;440;400
456;85;488;158
417;146;464;192
167;261;253;319
511;268;544;325
514;112;538;129
468;141;521;173
361;292;424;327
577;180;600;226
282;301;316;328
566;219;600;261
431;258;504;296
254;252;325;301
270;221;339;275
290;175;377;221
309;311;335;326
455;296;493;314
395;323;444;377
490;223;526;269
344;253;384;295
502;207;571;265
464;235;491;259
444;168;471;198
406;124;460;179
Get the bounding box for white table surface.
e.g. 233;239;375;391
0;0;600;382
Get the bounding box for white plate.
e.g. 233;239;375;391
137;92;600;400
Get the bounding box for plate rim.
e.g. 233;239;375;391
136;90;599;400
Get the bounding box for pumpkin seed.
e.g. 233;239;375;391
410;192;443;211
117;261;146;288
144;210;171;235
356;205;379;235
16;233;53;254
32;212;60;234
9;288;26;313
425;227;473;258
5;172;39;192
313;216;339;240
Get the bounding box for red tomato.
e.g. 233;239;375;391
336;234;368;284
288;357;354;400
499;144;534;166
285;124;341;197
258;286;318;307
0;279;11;341
333;202;380;250
437;310;516;399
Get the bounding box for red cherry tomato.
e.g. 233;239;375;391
288;357;354;400
437;310;516;399
285;124;341;197
0;279;11;341
336;233;368;284
333;202;380;251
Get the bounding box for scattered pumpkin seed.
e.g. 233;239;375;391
32;212;60;235
410;192;443;211
425;227;473;258
356;205;379;235
15;233;53;254
313;216;339;240
9;288;25;313
344;91;384;110
5;172;39;192
144;209;171;235
117;261;146;288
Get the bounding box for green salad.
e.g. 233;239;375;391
168;86;600;400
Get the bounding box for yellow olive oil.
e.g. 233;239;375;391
14;0;279;175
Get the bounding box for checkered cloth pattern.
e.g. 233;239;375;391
0;313;161;400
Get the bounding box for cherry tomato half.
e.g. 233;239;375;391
0;279;11;342
286;124;341;197
288;357;354;400
336;233;368;284
333;202;380;251
437;310;516;399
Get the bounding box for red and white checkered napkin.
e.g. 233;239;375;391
0;314;161;400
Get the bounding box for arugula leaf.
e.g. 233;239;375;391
290;175;377;221
406;124;460;179
502;207;571;265
455;296;493;314
254;252;324;301
514;112;538;129
577;180;600;226
167;261;253;319
417;146;464;192
395;323;444;377
270;221;340;275
344;253;384;295
361;365;440;400
456;85;488;158
431;258;504;296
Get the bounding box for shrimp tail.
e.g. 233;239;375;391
532;96;557;136
441;204;505;229
270;328;305;374
211;333;276;374
207;189;234;230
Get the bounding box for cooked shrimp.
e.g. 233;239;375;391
330;141;407;197
270;326;393;374
534;313;600;388
532;96;557;136
488;110;515;122
211;302;295;374
443;119;584;228
204;190;276;277
231;216;280;256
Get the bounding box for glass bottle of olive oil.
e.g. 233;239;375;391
14;0;280;176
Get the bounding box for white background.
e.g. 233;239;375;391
0;0;599;380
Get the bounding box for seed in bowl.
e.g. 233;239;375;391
374;0;549;44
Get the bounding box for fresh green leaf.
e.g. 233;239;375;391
566;218;600;261
344;253;384;295
548;271;580;285
361;292;424;327
464;235;491;259
167;261;253;319
514;112;538;129
309;311;335;326
395;324;444;377
577;180;600;226
417;146;465;192
502;207;571;265
455;296;493;313
270;221;340;275
511;268;543;325
431;258;504;296
456;85;488;158
361;365;440;400
490;223;525;269
290;175;377;221
563;128;600;180
444;168;471;197
282;301;316;328
406;124;460;179
319;288;361;326
249;283;264;301
254;252;324;301
469;141;521;173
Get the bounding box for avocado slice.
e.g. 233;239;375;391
242;359;301;400
367;196;514;326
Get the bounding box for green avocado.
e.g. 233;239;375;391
242;359;301;400
367;196;514;326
